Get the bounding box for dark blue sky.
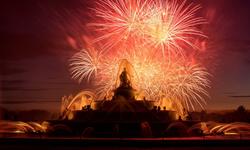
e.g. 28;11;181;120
0;0;250;111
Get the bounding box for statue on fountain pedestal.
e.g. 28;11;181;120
119;68;131;88
113;67;135;100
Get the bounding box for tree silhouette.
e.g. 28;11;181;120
236;105;246;114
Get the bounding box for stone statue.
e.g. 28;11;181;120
119;68;130;87
113;67;134;100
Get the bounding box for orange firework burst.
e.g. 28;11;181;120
90;0;206;56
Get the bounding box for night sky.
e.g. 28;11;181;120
1;0;250;112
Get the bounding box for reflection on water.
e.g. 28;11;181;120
187;121;250;135
0;120;48;134
1;120;250;139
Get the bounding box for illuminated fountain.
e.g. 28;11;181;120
61;59;177;123
60;91;96;120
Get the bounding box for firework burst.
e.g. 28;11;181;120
69;48;103;83
90;0;206;56
143;0;207;56
89;0;154;50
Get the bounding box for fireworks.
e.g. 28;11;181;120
69;48;103;83
90;0;206;56
69;48;210;114
68;0;211;116
89;0;154;50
